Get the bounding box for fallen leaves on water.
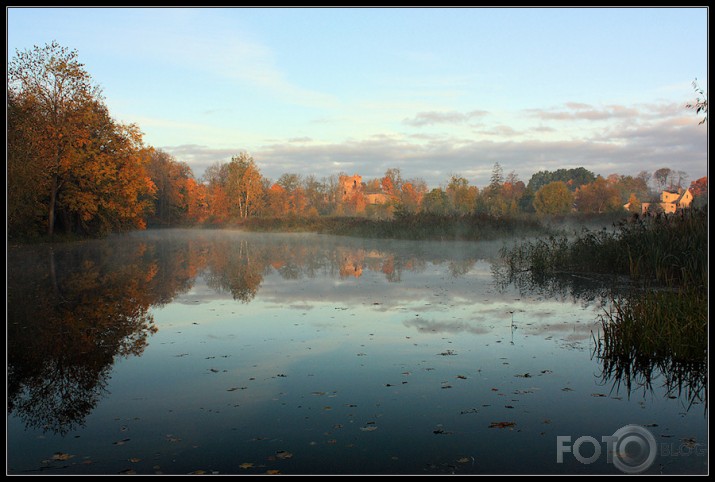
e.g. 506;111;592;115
188;470;206;475
360;426;378;432
456;375;468;380
591;393;608;397
514;373;531;378
438;350;457;356
113;438;131;446
266;470;281;475
275;450;293;460
118;469;137;475
489;421;516;429
456;457;473;464
128;458;141;463
51;452;74;461
681;437;698;448
239;463;254;469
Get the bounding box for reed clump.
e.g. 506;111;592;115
500;208;707;399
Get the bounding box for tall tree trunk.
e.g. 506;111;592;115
48;176;58;236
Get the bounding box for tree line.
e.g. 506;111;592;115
7;42;708;240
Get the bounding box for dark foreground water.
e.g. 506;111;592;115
7;229;707;475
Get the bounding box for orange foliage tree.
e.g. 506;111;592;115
8;42;155;237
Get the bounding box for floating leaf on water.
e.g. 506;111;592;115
188;470;206;474
460;408;479;415
561;387;574;392
360;426;378;432
489;421;516;429
239;463;254;469
456;457;471;464
514;373;531;378
266;470;281;475
209;368;219;373
681;438;697;448
323;406;332;410
438;350;457;356
118;469;137;475
128;458;141;463
312;391;326;396
540;370;553;375
327;439;337;444
113;438;131;446
276;374;287;378
504;405;514;409
456;375;468;380
441;385;452;389
591;393;608;397
51;452;74;461
275;450;293;460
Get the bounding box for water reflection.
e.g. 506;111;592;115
493;251;707;412
7;230;498;435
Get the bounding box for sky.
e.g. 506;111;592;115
6;7;709;188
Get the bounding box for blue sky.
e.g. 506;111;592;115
7;7;708;188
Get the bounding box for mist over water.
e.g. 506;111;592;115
7;229;707;475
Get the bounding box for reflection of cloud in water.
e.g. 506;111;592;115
404;318;492;335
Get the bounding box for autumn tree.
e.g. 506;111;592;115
533;181;573;215
225;152;265;219
689;176;708;208
147;149;197;226
8;42;156;237
397;180;426;214
381;168;404;197
446;175;477;215
9;42;105;236
574;176;622;213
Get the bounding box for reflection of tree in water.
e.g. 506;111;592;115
7;238;197;435
7;231;489;434
491;259;617;306
203;239;268;302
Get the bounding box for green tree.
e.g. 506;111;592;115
421;188;450;215
533;181;573;215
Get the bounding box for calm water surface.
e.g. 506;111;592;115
7;229;707;475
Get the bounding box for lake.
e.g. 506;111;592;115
6;229;707;475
